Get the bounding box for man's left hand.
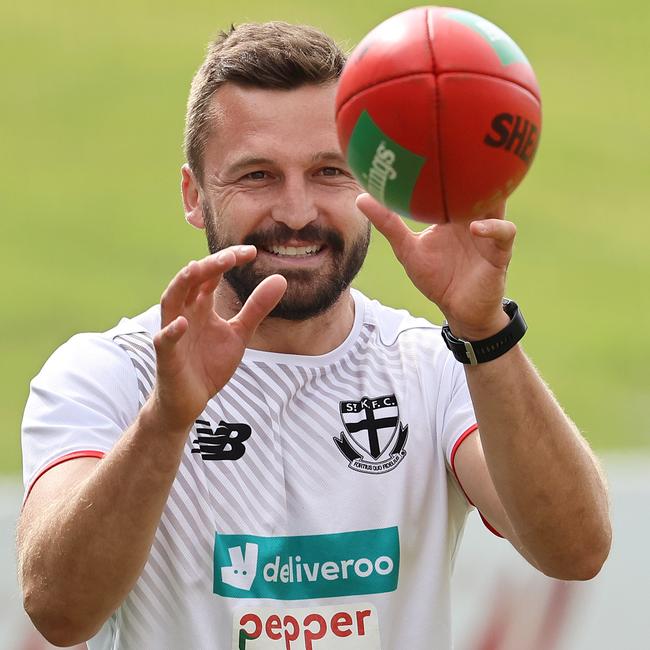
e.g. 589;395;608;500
356;193;515;340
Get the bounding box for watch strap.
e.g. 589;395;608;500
441;299;527;365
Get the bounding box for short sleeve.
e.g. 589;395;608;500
436;353;478;468
21;333;140;498
435;353;506;537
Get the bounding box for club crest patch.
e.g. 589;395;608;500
334;394;408;474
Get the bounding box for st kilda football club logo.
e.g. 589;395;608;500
334;394;408;474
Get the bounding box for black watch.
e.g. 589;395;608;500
441;299;527;365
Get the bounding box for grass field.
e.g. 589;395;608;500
1;0;649;476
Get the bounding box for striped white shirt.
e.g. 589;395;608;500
22;289;478;650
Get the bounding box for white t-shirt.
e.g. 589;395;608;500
22;289;480;650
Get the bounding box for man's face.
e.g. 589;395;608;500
192;82;370;320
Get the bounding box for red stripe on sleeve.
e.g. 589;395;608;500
25;450;105;502
450;424;504;538
450;423;479;489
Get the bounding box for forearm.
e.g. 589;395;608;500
465;345;611;579
356;191;611;577
19;399;189;644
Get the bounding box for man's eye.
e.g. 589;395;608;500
244;171;267;181
319;167;343;177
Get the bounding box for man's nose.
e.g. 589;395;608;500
270;176;318;231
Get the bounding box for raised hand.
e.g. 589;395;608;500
356;193;515;340
151;245;287;430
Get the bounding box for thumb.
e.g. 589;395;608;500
469;218;516;252
230;274;288;343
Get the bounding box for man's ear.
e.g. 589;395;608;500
181;164;205;229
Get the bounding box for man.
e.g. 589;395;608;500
18;21;610;650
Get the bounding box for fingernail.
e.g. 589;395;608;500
238;245;254;253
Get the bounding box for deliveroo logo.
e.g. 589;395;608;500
214;527;399;600
221;543;258;591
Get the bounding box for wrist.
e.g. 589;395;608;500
140;393;195;439
124;398;193;477
444;310;511;342
441;299;527;365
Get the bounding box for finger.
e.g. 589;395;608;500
187;245;258;304
470;218;517;251
356;193;413;259
229;274;288;341
153;315;188;356
161;247;256;323
160;262;196;326
197;270;227;300
183;260;208;307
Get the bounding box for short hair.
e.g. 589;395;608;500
184;21;346;183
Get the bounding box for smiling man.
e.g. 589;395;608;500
18;22;611;650
192;81;371;323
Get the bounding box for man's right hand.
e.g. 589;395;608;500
151;245;287;431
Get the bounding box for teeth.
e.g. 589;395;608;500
268;245;321;256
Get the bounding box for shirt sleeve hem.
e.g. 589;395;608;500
24;450;106;505
450;424;504;539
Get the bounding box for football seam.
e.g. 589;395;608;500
335;70;541;117
426;7;450;222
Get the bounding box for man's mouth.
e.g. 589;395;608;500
243;223;344;260
264;244;324;257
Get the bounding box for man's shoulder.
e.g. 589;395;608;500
70;304;161;348
37;305;161;378
354;289;442;349
105;304;161;341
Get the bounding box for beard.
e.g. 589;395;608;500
202;202;370;321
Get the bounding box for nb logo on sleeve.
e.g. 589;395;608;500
192;419;252;461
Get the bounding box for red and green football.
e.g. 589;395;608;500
335;6;542;223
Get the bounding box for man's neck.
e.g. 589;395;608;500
214;287;357;356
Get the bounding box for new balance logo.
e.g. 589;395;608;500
221;543;258;591
191;419;252;461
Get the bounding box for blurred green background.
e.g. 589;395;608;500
2;0;648;476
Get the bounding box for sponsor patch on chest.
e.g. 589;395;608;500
233;603;381;650
214;527;399;600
